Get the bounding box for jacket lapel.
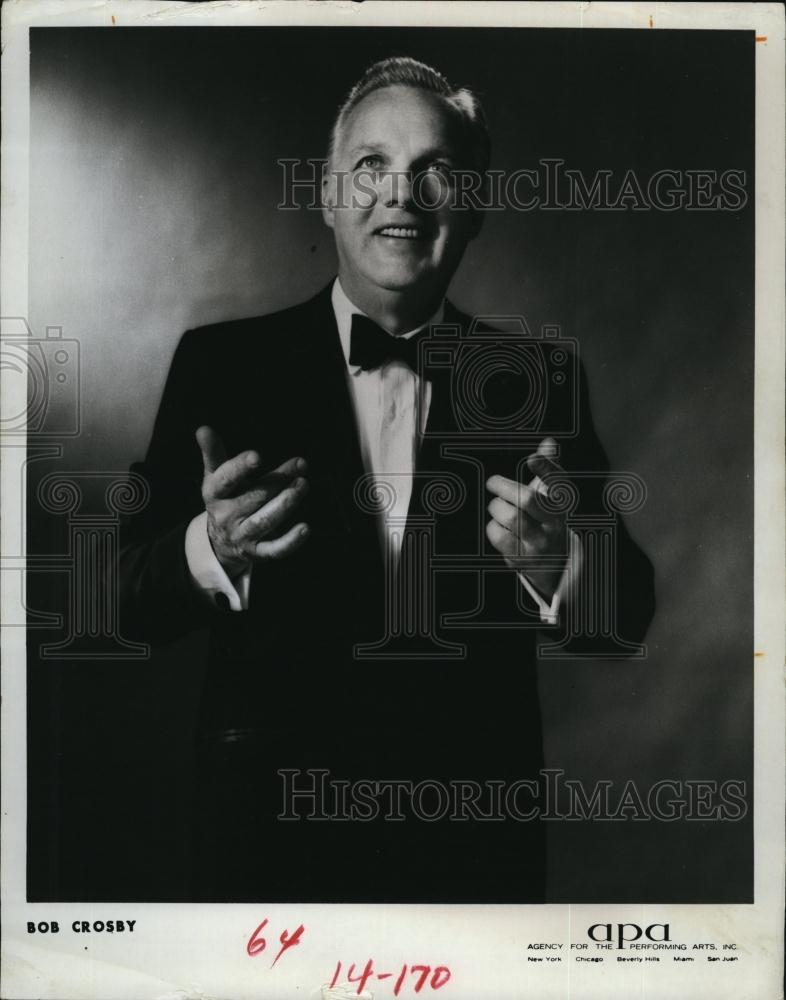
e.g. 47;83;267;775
408;301;477;531
295;284;382;560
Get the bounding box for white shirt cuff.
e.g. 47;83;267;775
517;529;583;626
184;510;251;611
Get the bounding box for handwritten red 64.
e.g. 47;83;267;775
329;959;451;996
246;918;305;968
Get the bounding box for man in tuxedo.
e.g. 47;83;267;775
119;57;654;902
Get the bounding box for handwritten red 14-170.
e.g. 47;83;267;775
330;959;451;996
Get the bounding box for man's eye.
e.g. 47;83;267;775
426;161;452;176
357;156;383;170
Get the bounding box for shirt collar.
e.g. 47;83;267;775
331;277;445;375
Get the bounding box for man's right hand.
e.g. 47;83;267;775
196;425;310;579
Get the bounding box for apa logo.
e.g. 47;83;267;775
588;923;671;950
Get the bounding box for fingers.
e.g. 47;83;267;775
487;498;564;565
486;438;567;525
486;495;551;558
487;438;570;566
486;516;526;559
237;476;309;542
198;431;311;569
205;447;307;503
230;459;307;517
269;455;308;480
486;473;561;525
196;425;228;476
205;448;262;501
526;436;563;481
487;495;531;543
254;522;310;561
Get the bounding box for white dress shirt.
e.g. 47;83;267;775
185;278;573;623
332;278;436;566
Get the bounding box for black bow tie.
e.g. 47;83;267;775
348;313;427;372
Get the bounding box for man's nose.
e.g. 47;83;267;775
380;169;414;208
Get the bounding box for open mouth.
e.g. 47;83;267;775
375;225;428;240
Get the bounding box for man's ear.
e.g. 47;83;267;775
321;168;336;230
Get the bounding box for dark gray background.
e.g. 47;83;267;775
27;27;753;901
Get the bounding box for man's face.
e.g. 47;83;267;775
323;85;479;303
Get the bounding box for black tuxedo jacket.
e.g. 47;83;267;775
117;281;655;901
119;281;654;747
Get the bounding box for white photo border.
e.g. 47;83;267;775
2;3;783;998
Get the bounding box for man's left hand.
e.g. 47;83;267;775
486;437;569;601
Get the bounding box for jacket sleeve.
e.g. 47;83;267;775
554;358;656;652
115;328;234;644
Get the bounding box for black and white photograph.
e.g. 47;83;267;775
2;2;783;998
